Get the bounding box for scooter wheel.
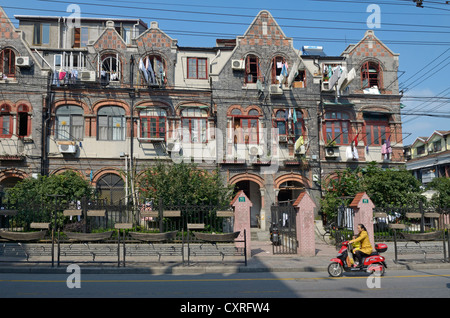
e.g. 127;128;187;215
328;262;344;277
370;263;386;277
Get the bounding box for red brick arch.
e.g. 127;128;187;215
91;168;124;187
228;172;264;188
53;99;91;115
92;99;130;116
274;173;311;189
0;169;28;184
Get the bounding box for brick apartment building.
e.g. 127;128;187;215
0;8;404;231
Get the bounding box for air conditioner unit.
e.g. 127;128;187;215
249;145;263;156
58;144;77;154
325;146;339;158
231;59;245;70
15;56;31;67
80;71;96;82
270;84;283;95
278;135;288;143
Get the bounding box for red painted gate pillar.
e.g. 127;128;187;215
349;192;375;247
231;190;252;259
294;192;316;257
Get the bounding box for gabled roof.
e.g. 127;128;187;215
426;130;450;143
411;130;450;148
91;24;127;51
135;21;177;49
341;30;399;58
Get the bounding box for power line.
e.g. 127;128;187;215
3;7;450;46
399;48;450;91
32;0;450;35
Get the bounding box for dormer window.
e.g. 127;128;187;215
0;49;16;78
140;54;167;86
244;54;260;84
361;61;382;89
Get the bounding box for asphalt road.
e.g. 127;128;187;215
0;269;449;301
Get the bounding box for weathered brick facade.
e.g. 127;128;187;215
0;8;404;232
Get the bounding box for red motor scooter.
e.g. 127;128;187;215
328;241;388;277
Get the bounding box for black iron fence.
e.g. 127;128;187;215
373;202;450;241
0;196;242;265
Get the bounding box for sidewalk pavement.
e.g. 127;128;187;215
1;240;449;275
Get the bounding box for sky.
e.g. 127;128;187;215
1;0;449;146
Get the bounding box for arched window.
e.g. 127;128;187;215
0;49;16;78
97;106;125;141
361;61;382;89
275;110;287;136
56;105;84;140
141;54;167;85
272;56;288;85
324;111;351;145
0;104;13;138
17;105;31;138
231;108;259;144
294;109;305;140
139;108;167;140
181;107;208;143
96;173;125;204
101;53;121;82
244;54;260;84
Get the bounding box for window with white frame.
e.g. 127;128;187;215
55;105;84;140
97;106;125;141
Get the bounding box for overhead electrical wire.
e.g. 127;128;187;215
33;0;450;34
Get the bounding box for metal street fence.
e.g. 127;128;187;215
373;202;450;241
0;196;243;266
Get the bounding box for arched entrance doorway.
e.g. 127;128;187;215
96;173;125;204
277;180;305;204
234;180;262;228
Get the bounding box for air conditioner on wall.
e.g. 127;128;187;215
249;145;263;156
231;59;245;70
80;71;96;82
15;56;31;67
325;146;339;158
58;144;77;154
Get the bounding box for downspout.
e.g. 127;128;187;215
209;50;220;165
42;72;53;176
313;58;323;199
